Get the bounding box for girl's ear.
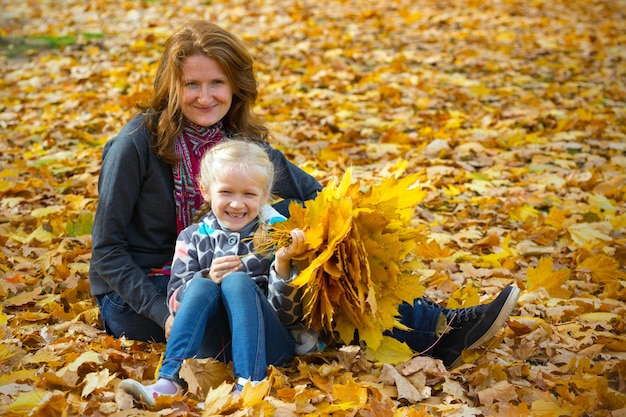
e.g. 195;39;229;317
199;183;211;203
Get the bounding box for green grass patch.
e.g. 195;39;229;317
0;33;104;58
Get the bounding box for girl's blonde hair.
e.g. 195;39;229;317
141;20;269;165
199;139;274;203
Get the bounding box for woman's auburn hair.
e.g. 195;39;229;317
140;20;269;165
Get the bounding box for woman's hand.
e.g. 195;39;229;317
165;314;174;340
275;228;306;279
208;255;242;284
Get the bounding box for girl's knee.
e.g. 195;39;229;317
221;272;253;294
185;278;219;300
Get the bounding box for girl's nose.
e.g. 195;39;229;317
229;199;244;208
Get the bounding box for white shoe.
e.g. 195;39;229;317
118;378;180;407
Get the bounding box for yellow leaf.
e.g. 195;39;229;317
66;351;101;372
510;204;540;222
331;378;368;408
588;194;616;214
447;283;480;310
415;240;450;259
531;399;573;416
609;213;626;231
526;257;572;298
0;305;7;326
81;368;116;398
30;205;65;218
0;369;37;385
578;254;626;283
568;223;613;248
479;233;514;268
469;83;490;97
203;383;240;414
442;184;462;197
10;226;57;244
579;312;620;329
241;379;271;408
3;287;43;307
545;205;568;228
6;389;50;415
365;335;414;364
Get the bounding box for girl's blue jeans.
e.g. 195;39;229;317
158;272;296;383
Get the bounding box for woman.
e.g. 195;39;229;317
88;21;321;344
88;20;519;376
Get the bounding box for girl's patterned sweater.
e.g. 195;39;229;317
167;205;303;328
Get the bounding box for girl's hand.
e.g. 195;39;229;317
275;228;306;279
208;255;242;284
276;228;306;261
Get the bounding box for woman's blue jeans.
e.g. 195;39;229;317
158;272;296;383
385;298;441;354
95;275;170;343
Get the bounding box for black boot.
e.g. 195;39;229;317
432;285;520;369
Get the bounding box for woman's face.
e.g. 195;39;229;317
181;54;233;127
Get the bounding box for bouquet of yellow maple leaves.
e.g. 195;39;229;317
256;169;429;352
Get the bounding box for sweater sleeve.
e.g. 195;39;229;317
89;118;171;328
167;222;213;313
263;143;322;204
267;264;303;326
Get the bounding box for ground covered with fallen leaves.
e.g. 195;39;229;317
1;0;625;416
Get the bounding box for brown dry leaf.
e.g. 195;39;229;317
179;357;233;400
476;380;518;406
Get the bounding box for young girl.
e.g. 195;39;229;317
119;139;309;406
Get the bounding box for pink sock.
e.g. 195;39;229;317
152;378;178;394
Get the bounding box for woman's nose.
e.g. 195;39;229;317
197;86;211;103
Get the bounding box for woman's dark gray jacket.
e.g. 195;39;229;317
88;114;322;329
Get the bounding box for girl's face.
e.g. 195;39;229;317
181;54;233;127
203;169;267;231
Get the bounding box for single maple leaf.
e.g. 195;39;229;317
526;257;572;298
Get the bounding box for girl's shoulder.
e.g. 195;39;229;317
259;205;286;225
190;212;220;237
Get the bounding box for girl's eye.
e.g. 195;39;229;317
184;81;198;87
